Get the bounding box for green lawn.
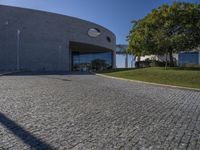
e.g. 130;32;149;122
100;67;200;89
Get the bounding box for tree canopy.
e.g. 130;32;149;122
127;2;200;66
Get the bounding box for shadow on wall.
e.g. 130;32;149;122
0;112;54;150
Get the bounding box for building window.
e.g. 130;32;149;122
107;36;111;43
88;28;101;37
72;51;113;72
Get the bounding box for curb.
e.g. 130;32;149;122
0;71;20;76
96;73;200;92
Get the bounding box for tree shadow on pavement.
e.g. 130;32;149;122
0;112;54;150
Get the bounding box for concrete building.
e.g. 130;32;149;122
0;5;116;72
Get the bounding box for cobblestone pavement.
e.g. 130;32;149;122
0;74;200;150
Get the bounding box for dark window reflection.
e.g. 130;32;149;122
72;51;113;72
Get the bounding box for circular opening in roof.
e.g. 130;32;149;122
88;28;101;37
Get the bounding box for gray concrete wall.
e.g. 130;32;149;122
0;5;116;71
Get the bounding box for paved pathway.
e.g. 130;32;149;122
0;74;200;150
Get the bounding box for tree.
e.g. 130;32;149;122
128;2;200;67
127;20;146;62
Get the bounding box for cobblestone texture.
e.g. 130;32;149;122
0;74;200;150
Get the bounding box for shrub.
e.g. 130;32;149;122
184;64;200;68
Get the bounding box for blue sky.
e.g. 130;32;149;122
0;0;199;44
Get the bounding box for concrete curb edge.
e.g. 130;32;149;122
0;71;20;76
96;73;200;92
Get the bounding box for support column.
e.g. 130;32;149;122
113;51;116;69
125;53;128;68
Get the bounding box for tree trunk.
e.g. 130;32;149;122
137;55;141;62
169;50;174;67
165;51;168;70
136;55;141;68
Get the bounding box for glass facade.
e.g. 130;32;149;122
72;51;113;72
116;44;135;68
116;54;135;68
179;52;199;66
